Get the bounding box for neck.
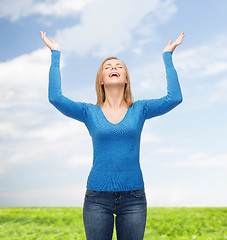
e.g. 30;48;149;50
102;86;127;109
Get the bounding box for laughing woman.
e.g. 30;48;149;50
40;31;184;240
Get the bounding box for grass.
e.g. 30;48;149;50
0;207;226;239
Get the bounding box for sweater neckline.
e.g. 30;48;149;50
98;105;131;126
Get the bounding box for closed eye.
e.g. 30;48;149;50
104;65;123;69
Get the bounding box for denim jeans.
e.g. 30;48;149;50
83;188;147;240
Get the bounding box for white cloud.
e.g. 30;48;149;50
145;185;226;207
175;34;227;78
0;0;92;22
182;77;227;110
141;130;162;143
129;36;225;102
163;152;227;167
0;47;93;176
131;56;169;97
153;147;191;154
132;47;143;56
0;48;61;108
33;0;92;17
65;154;92;168
209;78;227;103
156;34;227;110
1;183;226;207
0;117;91;175
0;0;33;22
54;0;177;57
0;185;87;207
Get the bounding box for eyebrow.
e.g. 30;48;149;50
104;63;123;67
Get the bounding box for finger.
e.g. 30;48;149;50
177;32;183;38
181;32;184;40
41;32;47;40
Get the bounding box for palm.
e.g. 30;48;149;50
40;31;60;51
163;32;184;53
175;33;184;45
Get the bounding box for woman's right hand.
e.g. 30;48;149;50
40;31;61;51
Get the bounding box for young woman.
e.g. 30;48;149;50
40;31;184;240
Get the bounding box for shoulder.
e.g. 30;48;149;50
132;99;150;115
132;99;146;107
82;102;97;110
131;100;147;113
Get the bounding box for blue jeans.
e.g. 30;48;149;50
83;188;147;240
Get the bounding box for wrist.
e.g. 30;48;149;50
162;50;173;55
50;48;61;51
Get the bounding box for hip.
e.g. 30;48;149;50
83;187;147;214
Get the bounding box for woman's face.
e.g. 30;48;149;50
101;59;127;87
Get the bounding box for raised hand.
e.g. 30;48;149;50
163;32;184;53
40;31;61;51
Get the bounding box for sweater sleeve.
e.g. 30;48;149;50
48;50;88;123
142;51;183;119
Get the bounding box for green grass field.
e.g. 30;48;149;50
0;207;226;239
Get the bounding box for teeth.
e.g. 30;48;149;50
110;72;120;77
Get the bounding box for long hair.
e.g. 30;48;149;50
95;57;134;107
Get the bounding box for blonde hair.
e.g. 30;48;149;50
95;57;134;107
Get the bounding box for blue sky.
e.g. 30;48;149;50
0;0;226;207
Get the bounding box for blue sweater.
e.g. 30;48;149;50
49;50;183;191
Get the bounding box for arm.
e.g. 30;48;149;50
142;51;183;119
49;50;88;123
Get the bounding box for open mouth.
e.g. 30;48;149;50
109;72;120;77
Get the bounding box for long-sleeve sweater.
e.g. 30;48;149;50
48;50;183;191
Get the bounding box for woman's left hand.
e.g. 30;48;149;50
163;32;184;53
